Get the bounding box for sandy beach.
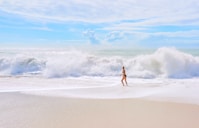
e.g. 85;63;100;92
1;92;199;128
1;0;199;127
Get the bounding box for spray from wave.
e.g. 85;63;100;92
0;47;199;78
128;47;199;78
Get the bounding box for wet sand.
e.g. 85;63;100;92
1;92;199;128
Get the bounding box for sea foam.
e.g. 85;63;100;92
0;47;199;78
129;47;199;78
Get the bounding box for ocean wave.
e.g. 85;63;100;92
0;47;199;78
0;55;45;75
128;47;199;78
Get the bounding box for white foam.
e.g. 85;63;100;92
128;47;199;78
0;47;199;78
1;77;199;105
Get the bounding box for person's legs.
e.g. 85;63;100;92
124;77;128;86
121;77;124;86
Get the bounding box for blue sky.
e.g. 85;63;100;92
0;0;199;49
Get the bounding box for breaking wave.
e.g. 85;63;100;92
0;47;199;78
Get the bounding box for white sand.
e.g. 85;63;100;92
1;92;199;128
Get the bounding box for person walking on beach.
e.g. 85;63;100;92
121;66;128;86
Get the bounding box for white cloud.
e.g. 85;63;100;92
105;31;125;42
83;30;99;44
101;29;199;46
0;0;199;26
151;30;199;38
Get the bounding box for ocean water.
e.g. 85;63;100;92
0;47;199;104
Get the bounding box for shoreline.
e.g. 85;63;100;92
1;76;199;106
1;92;199;128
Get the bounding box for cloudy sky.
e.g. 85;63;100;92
0;0;199;48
